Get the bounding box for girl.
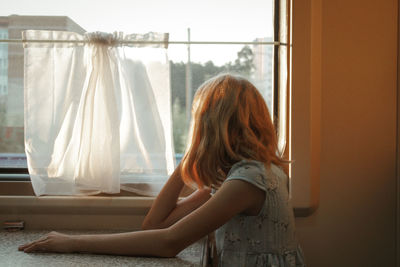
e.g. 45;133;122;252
19;74;305;266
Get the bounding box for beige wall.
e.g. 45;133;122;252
293;0;398;266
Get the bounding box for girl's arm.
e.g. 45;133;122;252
140;165;184;229
19;229;177;257
141;163;211;230
19;179;265;257
142;187;212;230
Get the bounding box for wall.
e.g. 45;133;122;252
293;0;398;266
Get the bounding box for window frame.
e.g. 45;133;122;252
289;0;321;216
0;0;320;217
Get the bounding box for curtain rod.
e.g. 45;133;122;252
0;39;286;46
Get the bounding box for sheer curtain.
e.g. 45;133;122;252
23;30;174;196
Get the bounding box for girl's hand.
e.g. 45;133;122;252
18;231;74;253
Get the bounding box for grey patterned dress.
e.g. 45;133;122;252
215;160;305;267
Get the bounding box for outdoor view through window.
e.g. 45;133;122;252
0;0;275;170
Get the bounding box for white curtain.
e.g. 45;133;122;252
23;30;174;196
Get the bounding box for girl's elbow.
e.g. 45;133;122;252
161;228;186;258
159;245;180;258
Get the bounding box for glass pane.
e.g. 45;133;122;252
0;0;275;169
0;43;276;165
0;42;26;168
252;39;274;111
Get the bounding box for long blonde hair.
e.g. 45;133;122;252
180;74;286;189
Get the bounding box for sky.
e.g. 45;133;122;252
1;0;273;65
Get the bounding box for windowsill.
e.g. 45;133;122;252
0;181;154;230
1;180;313;231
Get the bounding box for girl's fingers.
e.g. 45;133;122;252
23;240;48;253
19;236;48;251
19;241;36;251
19;232;68;253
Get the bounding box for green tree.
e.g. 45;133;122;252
224;45;255;77
170;61;186;109
190;61;225;95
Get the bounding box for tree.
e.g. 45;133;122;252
224;45;255;77
170;61;186;110
190;60;225;95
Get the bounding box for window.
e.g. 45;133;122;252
0;0;291;191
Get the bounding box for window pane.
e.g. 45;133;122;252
0;42;275;166
0;42;26;168
0;0;275;169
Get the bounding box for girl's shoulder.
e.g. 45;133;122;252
225;159;287;191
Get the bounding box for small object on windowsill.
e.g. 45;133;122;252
3;221;24;231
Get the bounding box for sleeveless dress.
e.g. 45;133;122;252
215;160;305;267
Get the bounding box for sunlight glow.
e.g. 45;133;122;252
1;0;273;64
